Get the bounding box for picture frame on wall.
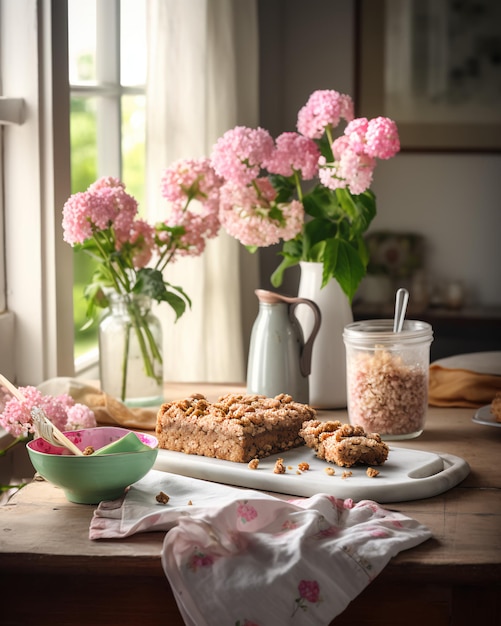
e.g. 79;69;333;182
356;0;501;151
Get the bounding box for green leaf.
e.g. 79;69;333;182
282;237;303;259
269;174;296;203
316;134;333;161
335;188;359;221
161;289;190;321
81;279;111;328
156;223;186;237
270;254;299;288
133;268;191;321
303;186;341;219
268;204;286;225
270;238;303;286
133;268;168;301
336;188;376;236
322;238;366;303
303;218;337;258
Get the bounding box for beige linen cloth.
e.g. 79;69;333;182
428;351;501;408
37;377;159;429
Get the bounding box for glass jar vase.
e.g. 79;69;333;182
99;293;164;407
343;319;433;440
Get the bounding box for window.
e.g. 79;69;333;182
68;0;147;368
0;0;145;384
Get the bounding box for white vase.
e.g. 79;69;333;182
296;261;353;408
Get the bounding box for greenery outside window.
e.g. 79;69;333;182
68;0;146;367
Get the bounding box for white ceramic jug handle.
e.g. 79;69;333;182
290;299;321;377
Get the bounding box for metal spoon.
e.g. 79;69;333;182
393;288;409;333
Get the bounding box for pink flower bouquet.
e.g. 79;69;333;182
220;90;400;301
62;175;221;400
162;89;400;302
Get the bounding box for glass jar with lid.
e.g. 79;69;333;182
343;319;433;440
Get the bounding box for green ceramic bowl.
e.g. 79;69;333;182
27;426;158;504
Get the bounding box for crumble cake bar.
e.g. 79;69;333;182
156;392;316;463
300;420;389;468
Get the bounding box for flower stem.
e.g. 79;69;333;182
0;482;28;494
293;171;304;201
121;321;131;402
117;296;162;402
325;125;334;148
0;435;28;456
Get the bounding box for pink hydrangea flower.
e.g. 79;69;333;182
297;89;354;139
62;177;138;246
159;158;222;258
88;176;125;192
166;209;220;258
345;116;400;160
331;135;351;160
65;404;97;430
211;126;274;185
127;219;155;268
319;151;375;195
0;386;96;437
343;118;369;154
340;150;376;195
161;158;223;214
339;94;355;123
320;134;376;195
219;179;303;247
264;132;320;180
365;116;400;159
318;158;346;192
62;192;104;244
110;189;140;246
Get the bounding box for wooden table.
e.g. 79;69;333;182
1;383;500;625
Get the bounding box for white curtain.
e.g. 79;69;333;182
145;0;259;383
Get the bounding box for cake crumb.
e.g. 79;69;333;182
324;466;335;476
274;458;286;474
248;458;259;470
341;470;353;479
287;465;293;470
156;491;170;504
491;392;501;422
187;500;193;506
366;467;380;478
83;446;94;456
298;462;310;472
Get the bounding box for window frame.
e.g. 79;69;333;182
0;0;74;385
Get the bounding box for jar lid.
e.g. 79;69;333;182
343;319;433;345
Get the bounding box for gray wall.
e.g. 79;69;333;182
257;0;501;306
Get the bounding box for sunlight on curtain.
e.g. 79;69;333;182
145;0;259;383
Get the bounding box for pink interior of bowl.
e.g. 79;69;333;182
28;426;158;456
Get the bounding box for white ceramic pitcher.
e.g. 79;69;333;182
246;289;321;404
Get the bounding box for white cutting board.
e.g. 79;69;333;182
153;445;469;503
